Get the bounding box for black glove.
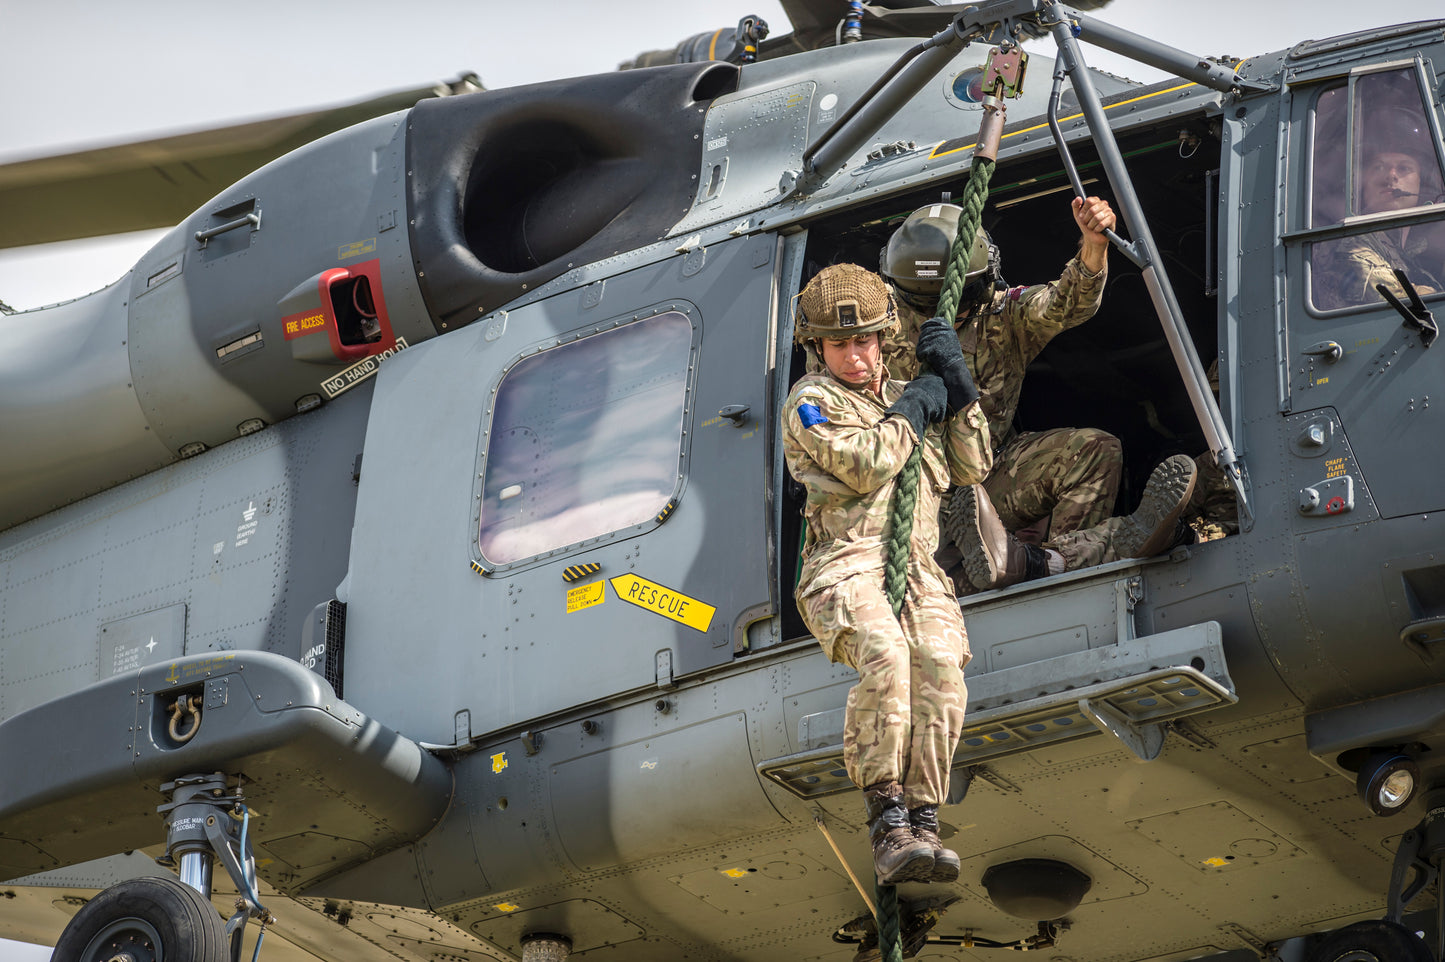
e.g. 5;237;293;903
914;317;979;412
915;317;964;369
885;374;948;437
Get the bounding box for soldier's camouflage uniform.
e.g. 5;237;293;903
1312;229;1442;311
1184;361;1240;543
891;257;1119;538
785;369;992;808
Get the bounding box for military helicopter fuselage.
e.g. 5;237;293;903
3;3;1445;961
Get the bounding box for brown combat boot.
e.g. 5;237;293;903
863;782;935;885
949;485;1050;591
1114;455;1198;559
908;805;960;883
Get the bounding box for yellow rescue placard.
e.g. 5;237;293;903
609;574;715;632
566;580;606;613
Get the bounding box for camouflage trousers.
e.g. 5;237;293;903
798;567;971;808
984;427;1122;539
1187;450;1239;542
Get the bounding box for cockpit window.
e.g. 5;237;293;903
478;312;693;566
1307;67;1445;312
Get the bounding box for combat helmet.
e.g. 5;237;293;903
880;203;1000;309
794;263;898;342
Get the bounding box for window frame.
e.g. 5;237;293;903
469;303;701;575
1291;56;1445;318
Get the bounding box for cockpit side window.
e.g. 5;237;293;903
477;311;693;567
1306;66;1445;312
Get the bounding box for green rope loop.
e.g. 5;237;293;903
875;155;998;962
876;880;904;962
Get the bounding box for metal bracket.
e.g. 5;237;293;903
1386;823;1439;924
1115;575;1143;643
1078;696;1165;761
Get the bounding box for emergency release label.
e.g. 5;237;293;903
566;580;606;613
609;574;715;632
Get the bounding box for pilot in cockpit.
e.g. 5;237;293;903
1319;106;1444;308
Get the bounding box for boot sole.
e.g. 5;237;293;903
929;855;961;884
947;486;1001;591
1119;455;1198;559
878;848;936;886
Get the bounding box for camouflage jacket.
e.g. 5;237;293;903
783;372;992;597
885;255;1106;447
1312;228;1441;310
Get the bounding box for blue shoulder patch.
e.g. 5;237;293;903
797;402;829;429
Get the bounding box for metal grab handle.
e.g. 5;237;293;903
1046;67;1129;257
1301;340;1344;363
195;211;260;248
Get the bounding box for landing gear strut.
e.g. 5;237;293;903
53;772;274;962
1304;792;1445;962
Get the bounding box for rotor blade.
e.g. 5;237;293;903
0;74;482;250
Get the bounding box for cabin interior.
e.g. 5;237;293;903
780;111;1224;641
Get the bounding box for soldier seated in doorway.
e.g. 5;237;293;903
783;264;991;885
879;197;1123;558
878;197;1199;589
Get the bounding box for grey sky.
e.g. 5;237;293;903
0;1;1423;957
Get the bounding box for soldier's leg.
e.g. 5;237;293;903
898;571;969;809
1186;450;1239;541
1047;454;1198;570
899;568;969;883
982;428;1122;536
797;574;912;790
798;574;935;884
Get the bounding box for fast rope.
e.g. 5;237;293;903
875;154;997;962
881;154;995;619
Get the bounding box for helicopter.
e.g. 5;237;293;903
2;1;1445;960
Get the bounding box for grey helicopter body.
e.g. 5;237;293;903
3;2;1445;960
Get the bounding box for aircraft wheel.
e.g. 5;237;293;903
52;875;227;962
1305;919;1433;962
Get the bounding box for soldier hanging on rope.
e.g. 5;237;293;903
783;263;992;885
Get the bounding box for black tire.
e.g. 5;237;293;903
53;875;227;962
1306;919;1434;962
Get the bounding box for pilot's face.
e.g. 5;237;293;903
1363;151;1422;213
821;333;883;393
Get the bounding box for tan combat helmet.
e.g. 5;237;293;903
795;263;898;343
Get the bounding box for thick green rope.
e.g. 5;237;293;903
876;880;903;960
880;156;996;618
936;156;996;326
881;446;923;620
874;155;997;962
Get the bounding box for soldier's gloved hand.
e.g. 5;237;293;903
915;317;964;368
885;374;948;437
915;317;979;411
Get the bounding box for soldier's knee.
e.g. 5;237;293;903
1076;428;1121;460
